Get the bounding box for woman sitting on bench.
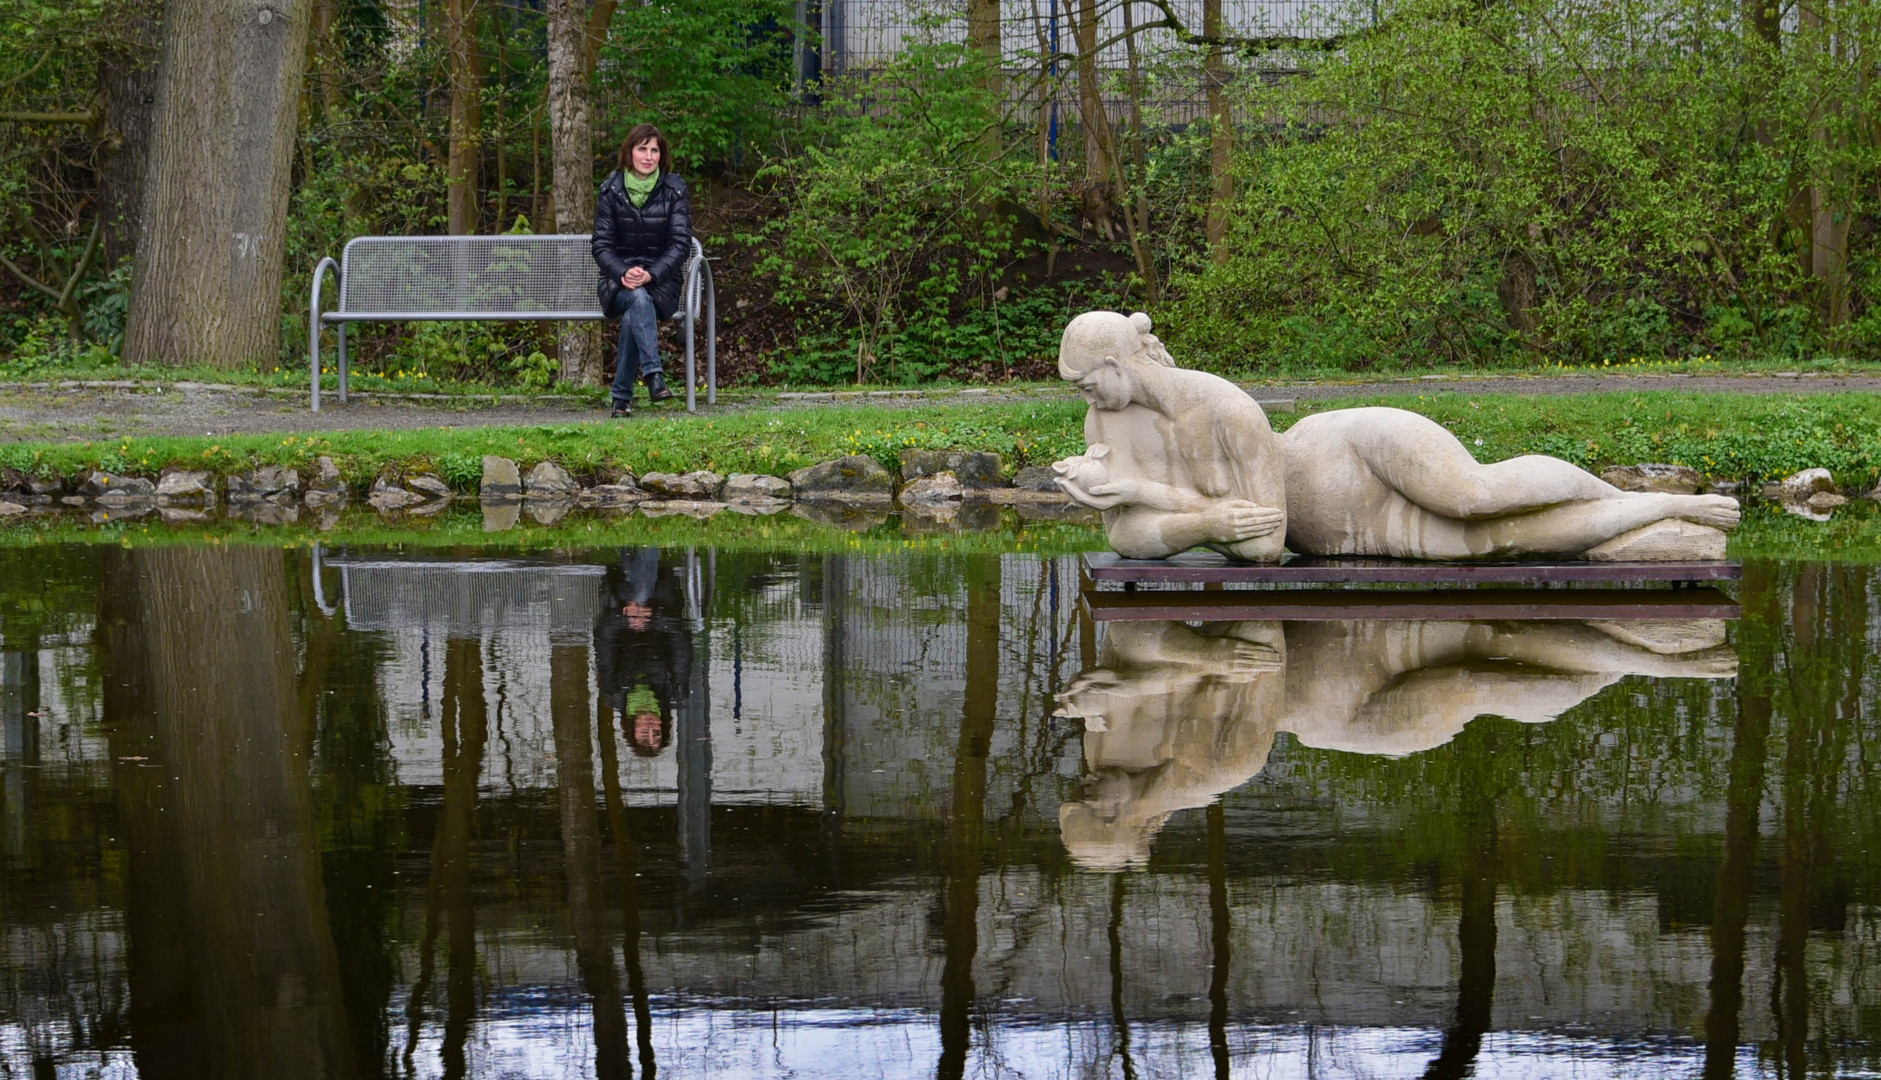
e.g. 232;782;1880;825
592;123;693;416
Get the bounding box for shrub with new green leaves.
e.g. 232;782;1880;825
752;41;1045;385
1167;0;1881;374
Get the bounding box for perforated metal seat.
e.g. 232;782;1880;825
308;234;716;411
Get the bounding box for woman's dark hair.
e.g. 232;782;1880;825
617;124;672;175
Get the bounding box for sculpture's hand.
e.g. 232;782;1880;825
1208;500;1284;542
1058;476;1139;510
1218;640;1283;677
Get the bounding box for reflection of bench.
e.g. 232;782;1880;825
311;554;607;634
308;234;716;412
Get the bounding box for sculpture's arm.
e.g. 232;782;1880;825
1105;502;1285;560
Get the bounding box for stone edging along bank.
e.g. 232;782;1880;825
3;447;1877;528
0;449;1088;527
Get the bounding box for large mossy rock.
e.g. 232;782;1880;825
788;455;894;501
899;449;1001;489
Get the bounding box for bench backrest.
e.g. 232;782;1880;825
339;235;603;319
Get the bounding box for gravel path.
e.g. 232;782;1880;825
3;372;1879;442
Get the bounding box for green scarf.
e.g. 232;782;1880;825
622;169;661;208
625;684;660;717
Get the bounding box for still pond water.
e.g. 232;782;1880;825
0;523;1877;1079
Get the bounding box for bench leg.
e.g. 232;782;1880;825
310;317;322;413
683;307;697;413
706;267;717;407
338;322;350;404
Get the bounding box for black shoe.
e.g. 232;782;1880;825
644;371;674;403
610;403;634;419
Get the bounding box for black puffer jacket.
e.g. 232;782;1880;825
591;170;693;320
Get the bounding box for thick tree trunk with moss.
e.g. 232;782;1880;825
97;0;165;269
123;0;311;369
547;0;600;387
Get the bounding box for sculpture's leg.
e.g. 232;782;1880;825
1466;622;1736;678
1465;491;1739;555
1382;450;1618;520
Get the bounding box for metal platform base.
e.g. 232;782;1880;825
1083;586;1741;622
1082;551;1742;588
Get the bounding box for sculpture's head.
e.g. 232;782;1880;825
1059;311;1175;409
1058;780;1165;871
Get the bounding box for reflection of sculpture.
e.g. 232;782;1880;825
1055;618;1736;870
1056;621;1285;870
1053;311;1740;561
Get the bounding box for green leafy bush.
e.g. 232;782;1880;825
752;40;1045;385
1167;0;1881;373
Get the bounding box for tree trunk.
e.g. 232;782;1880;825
446;0;483;234
547;0;600;386
1203;0;1233;261
97;0;166;270
968;0;1003;100
1073;0;1110;185
123;0;313;369
1802;2;1851;332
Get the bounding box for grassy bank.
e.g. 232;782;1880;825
4;390;1881;493
9;349;1881;397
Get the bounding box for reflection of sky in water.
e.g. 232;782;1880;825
362;1012;1750;1079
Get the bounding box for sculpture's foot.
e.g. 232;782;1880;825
1582;520;1727;562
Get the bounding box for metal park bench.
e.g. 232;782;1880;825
308;234;717;412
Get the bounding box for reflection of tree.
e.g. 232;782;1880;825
1770;563;1862;1076
596;689;658;1078
553;642;630;1080
299;549;401;1079
99;547;356;1080
402;637;487;1080
1704;565;1774;1080
1420;728;1499;1080
938;559;999;1080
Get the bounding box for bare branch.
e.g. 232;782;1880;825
57;217;104;309
0;250;59;302
0;51;52;93
0;110;96;124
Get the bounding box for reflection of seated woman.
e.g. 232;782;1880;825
595;549;693;756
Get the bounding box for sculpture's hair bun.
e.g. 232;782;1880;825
1129;311;1154;334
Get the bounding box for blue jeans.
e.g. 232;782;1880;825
608;286;663;406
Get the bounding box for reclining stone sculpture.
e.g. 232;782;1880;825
1052;311;1739;561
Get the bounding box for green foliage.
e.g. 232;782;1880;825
753;41;1045;384
598;0;796;172
1168;0;1881;373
